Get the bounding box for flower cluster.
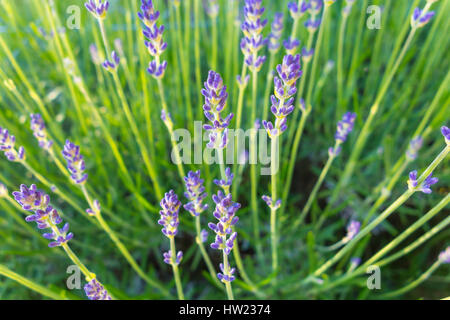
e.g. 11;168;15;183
305;0;322;33
138;0;168;79
301;47;314;63
405;136;423;161
85;0;110;19
329;112;356;156
208;192;240;253
283;37;300;55
342;220;360;243
441;126;450;146
62;140;88;185
159;190;181;238
12;184;73;247
262;54;302;138
411;7;435;28
183;170;208;217
30;114;53;150
288;1;310;20
102;51;120;72
84;279;112;300
262;195;281;210
408;171;438;194
267;12;283;53
213;167;234;194
163;250;183;266
0;127;25;162
202;71;233;149
438;247;450;264
241;0;267;72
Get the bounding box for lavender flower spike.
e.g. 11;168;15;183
30;114;53;150
0;127;25;162
202;71;233;149
84;279;112;300
268;13;283;53
213;167;234;193
85;0;110;19
329;112;356;156
405;136;423;161
438;247;450;264
262;195;281;210
288;1;309;20
241;0;268;72
301;47;314;63
183;170;208;217
62;140;88;185
441;126;450;146
159;190;181;238
283;37;300;55
102;51;120;72
137;0;160;28
12;184;73;247
342;220;360;243
262;54;302;138
407;170;438;194
411;7;435;28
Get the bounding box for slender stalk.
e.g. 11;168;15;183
195;215;223;288
270;134;279;274
170;237;185;300
336;12;349;117
262;53;276;122
0;264;66;300
380;260;442;298
312;145;449;278
223;248;234;300
293;141;339;229
211;15;218;71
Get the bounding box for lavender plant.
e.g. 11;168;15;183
0;0;448;301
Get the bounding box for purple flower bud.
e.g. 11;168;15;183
439;247;450;264
85;0;110;19
84;279;112;300
411;7;435;28
30;114;53;150
262;195;281;210
268;13;284;53
343;220;360;243
334;112;356;145
283;37;300;55
183;170;208;217
62;140;88;185
163;250;183;265
441;126;450;145
305;18;321;33
102;51;120;72
0;127;25;162
405;136;423;160
407;170;438;194
288;1;309;19
159;190;181;238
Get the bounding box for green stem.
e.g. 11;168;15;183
170;237;185;300
270;134;279;274
0;264;66;300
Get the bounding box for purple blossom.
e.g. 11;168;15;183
137;0;160;28
12;184;73;247
305;18;321;33
218;263;236;282
411;7;435;28
183;170;208;217
309;0;323;15
267;13;283;53
330;112;356;156
350;257;361;267
84;279;112;300
408;170;438;194
139;0;168;79
283;37;300;55
85;0;110;19
405;136;423;161
0;127;25;162
241;0;267;72
262;54;302;138
438;247;450;264
213;167;234;193
200;229;208;243
202;71;233;149
288;1;309;19
441;126;450;145
62;140;88;185
301;47;314;62
102;51;120;72
343;220;360;243
86;199;101;216
262;195;281;210
163;250;183;266
236;74;250;89
30;114;53;150
159;190;181;238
